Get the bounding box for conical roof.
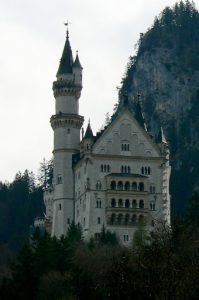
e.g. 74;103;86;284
84;122;93;139
73;52;82;69
56;31;73;76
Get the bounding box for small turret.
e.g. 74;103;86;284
82;121;94;152
73;51;83;86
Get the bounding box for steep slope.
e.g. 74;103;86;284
119;1;199;215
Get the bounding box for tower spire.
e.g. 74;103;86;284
56;22;73;77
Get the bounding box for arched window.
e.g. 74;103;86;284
128;166;131;173
132;182;137;191
110;181;116;190
117;181;123;190
118;199;123;208
96;200;99;208
139;200;144;209
124;144;127;151
118;214;123;224
132;214;137;224
124;166;127;173
97;217;101;224
141;167;144;174
127;144;130;151
125;199;130;208
111;180;116;190
107;165;111;172
125;214;129;224
148;167;151;175
104;165;107;172
132;199;137;208
139;215;144;224
125;181;130;191
139;182;144;191
111;198;116;208
99;201;102;208
145;167;147;174
101;165;103;172
121;166;124;173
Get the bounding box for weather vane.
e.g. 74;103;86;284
64;20;71;37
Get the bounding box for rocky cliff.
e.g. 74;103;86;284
119;1;199;215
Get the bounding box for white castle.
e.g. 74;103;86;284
42;28;171;244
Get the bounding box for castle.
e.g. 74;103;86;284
42;28;171;244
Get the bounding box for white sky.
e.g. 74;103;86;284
0;0;188;182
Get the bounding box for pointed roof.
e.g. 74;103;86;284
84;121;93;139
56;30;73;76
156;127;167;144
73;51;82;69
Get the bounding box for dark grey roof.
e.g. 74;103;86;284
106;173;147;178
57;34;73;76
84;122;94;139
73;53;82;69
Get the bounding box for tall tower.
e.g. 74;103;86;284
51;26;84;236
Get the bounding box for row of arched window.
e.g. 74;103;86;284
111;198;145;209
121;166;131;173
109;213;145;225
110;180;145;192
101;164;111;172
141;166;151;175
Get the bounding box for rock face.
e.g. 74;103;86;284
119;1;199;215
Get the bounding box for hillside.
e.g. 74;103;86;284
119;0;199;215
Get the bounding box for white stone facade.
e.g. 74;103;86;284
45;31;171;245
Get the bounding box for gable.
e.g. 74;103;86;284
93;109;160;157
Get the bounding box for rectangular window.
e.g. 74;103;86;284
124;235;129;241
57;175;62;184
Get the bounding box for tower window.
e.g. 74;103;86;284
67;218;70;224
57;175;62;184
97;217;101;224
58;203;62;210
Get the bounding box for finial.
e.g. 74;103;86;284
64;20;71;38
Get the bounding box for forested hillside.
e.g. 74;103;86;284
119;0;199;214
0;170;44;251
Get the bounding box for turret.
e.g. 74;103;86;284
81;121;94;153
51;25;84;237
73;51;83;86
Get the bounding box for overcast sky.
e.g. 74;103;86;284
0;0;191;182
